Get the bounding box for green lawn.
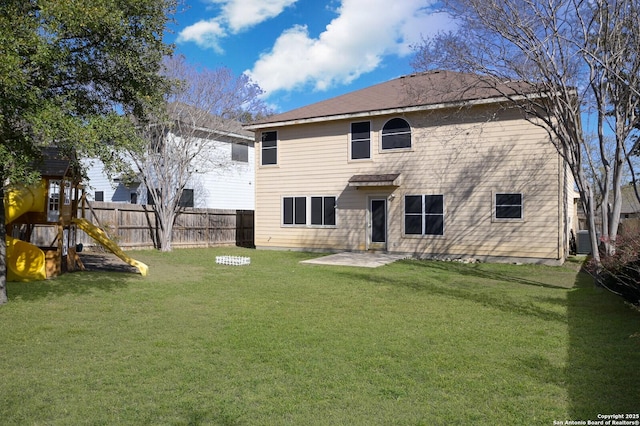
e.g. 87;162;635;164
1;248;638;425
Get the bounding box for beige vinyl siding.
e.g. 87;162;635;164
255;103;566;263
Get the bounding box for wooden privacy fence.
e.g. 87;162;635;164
76;202;254;250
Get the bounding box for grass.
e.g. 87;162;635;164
1;248;639;425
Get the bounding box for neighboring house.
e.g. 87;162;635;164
83;110;255;210
246;71;577;264
620;184;640;221
614;184;640;237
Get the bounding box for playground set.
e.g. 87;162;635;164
4;148;147;282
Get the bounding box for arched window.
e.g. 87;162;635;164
381;118;411;150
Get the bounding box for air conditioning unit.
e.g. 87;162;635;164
576;230;592;254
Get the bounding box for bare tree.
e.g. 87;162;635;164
131;56;270;251
412;0;640;267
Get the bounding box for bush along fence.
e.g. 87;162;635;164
33;201;254;250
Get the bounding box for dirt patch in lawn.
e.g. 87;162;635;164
78;251;139;274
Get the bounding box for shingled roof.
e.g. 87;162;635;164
36;147;76;178
246;70;539;129
167;102;254;141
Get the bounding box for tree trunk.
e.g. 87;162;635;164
0;186;8;305
586;194;601;263
156;207;174;252
575;165;601;264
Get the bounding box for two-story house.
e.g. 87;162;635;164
84;107;255;210
246;71;576;264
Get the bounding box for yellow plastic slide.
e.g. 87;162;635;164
6;236;47;282
5;183;47;282
72;218;148;276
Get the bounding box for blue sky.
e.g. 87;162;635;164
166;0;455;113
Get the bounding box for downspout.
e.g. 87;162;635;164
558;151;564;261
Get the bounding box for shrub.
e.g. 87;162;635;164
587;230;640;306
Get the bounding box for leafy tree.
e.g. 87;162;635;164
131;56;270;252
0;0;176;304
412;0;640;278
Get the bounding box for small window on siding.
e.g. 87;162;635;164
350;122;371;160
311;196;336;226
179;189;194;208
382;118;411;150
147;188;160;206
261;131;277;165
495;193;523;219
232;143;249;162
283;196;306;225
94;191;104;202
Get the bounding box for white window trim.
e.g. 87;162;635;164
349;120;372;162
281;195;338;228
403;194;446;238
379;117;413;153
260;131;278;167
281;196;306;227
310;195;338;228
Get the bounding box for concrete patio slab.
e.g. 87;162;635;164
300;252;409;268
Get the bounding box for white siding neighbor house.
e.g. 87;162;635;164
246;71;577;265
83;112;255;210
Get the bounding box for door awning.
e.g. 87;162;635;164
348;173;402;188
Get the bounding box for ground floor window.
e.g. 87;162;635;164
311;196;336;226
404;194;444;236
494;193;523;220
283;195;337;227
283;196;306;225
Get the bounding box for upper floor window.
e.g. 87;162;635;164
350;121;371;160
232;143;249;162
261;131;277;165
382;118;411;150
494;193;523;220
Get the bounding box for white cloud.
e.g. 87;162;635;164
220;0;298;33
177;19;226;52
246;0;455;96
177;0;297;50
